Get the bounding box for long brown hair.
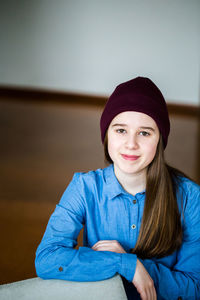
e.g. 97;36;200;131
104;135;183;259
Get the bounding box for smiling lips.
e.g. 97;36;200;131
121;154;140;161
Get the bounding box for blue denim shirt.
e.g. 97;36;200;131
35;164;200;299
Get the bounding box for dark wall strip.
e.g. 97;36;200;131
0;86;199;118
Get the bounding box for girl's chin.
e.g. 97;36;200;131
117;166;145;175
114;161;148;176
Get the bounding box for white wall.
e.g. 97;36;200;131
0;0;199;104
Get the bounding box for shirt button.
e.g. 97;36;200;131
131;224;136;229
133;199;137;204
59;266;63;272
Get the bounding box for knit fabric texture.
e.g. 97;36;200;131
100;77;170;148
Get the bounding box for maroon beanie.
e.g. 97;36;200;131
100;76;170;148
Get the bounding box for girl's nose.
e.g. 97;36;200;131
125;134;139;149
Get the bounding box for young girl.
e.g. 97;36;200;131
35;77;200;300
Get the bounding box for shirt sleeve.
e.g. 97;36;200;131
35;173;137;282
140;181;200;299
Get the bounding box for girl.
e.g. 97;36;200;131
35;77;200;300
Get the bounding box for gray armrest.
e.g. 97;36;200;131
0;275;127;300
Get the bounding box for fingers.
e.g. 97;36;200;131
92;240;111;250
148;282;157;300
153;286;157;300
151;283;157;300
145;280;156;300
92;240;117;251
140;285;156;300
92;240;111;248
92;240;126;253
138;282;157;300
139;285;156;300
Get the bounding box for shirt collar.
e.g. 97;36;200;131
103;164;130;200
102;164;145;200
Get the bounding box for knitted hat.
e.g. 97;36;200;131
100;76;170;148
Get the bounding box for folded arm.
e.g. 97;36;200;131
35;173;137;282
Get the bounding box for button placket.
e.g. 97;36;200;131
129;196;138;245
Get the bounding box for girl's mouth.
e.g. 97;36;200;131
121;154;140;161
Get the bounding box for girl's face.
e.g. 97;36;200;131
107;111;160;178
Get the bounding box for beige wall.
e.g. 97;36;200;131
0;0;200;105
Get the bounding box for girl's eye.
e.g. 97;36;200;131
139;131;150;136
116;128;126;134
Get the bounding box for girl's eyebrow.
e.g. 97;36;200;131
112;124;155;131
140;126;155;131
112;123;127;127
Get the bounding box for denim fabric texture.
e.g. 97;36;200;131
35;164;200;299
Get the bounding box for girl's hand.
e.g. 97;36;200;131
132;259;157;300
92;240;126;253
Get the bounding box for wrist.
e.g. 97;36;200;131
119;253;137;282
